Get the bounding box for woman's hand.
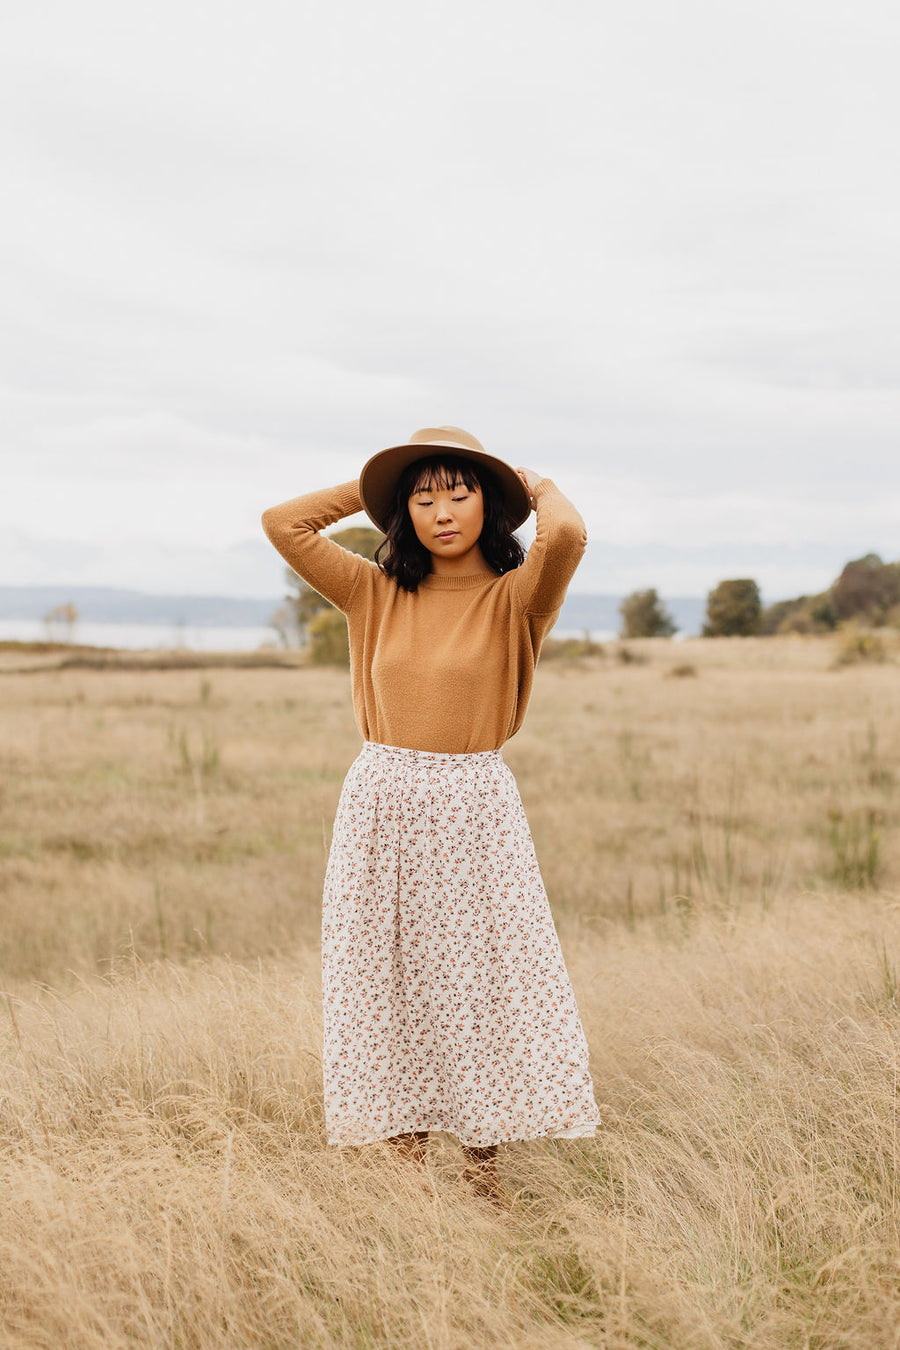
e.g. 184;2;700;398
515;467;543;510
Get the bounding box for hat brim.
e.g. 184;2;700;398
359;442;532;533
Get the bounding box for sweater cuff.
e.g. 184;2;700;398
335;480;364;517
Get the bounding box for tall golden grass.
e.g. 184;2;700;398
1;635;898;1348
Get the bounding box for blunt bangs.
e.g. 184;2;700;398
406;456;482;498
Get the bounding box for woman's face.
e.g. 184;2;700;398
407;472;486;570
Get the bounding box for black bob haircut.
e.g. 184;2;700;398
374;454;526;592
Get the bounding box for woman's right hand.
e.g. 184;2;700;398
515;467;543;508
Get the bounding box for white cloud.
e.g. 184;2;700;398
1;0;898;595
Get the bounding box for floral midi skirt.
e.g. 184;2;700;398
321;740;600;1148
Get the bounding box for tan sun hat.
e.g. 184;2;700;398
359;426;532;533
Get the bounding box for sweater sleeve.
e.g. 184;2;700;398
509;478;587;616
261;480;369;613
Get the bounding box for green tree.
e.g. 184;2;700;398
285;526;383;651
703;579;762;637
758;597;802;636
759;592;837;636
307;608;353;665
831;554;900;626
618;588;676;638
284;525;383;663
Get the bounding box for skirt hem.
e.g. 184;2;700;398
326;1119;601;1149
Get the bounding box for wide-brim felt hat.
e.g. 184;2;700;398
359;426;532;533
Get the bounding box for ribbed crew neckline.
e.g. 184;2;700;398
419;570;502;591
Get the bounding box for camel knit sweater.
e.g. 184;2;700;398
261;477;587;754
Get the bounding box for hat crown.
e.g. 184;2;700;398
407;426;485;455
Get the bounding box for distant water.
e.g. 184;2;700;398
0;619;620;653
550;628;617;642
0;620;279;652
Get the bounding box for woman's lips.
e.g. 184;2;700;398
436;532;458;541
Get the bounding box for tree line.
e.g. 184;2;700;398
621;553;900;638
272;536;900;660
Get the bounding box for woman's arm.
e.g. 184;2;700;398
509;473;587;616
261;480;369;613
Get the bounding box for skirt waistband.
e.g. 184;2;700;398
360;740;504;767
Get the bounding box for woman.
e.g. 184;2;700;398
262;426;600;1201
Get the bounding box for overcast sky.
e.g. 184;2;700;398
2;0;897;601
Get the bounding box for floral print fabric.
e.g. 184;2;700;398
321;741;600;1147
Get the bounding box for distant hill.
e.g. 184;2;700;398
0;586;275;626
0;585;707;636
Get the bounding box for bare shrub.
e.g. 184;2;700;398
833;624;888;667
826;807;882;888
665;662;697;678
539;635;604;662
615;643;648;665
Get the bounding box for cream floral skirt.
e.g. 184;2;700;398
321;740;600;1148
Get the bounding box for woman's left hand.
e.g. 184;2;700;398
515;467;543;508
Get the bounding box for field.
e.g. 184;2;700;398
1;636;898;1349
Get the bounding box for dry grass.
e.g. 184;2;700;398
1;635;899;1348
